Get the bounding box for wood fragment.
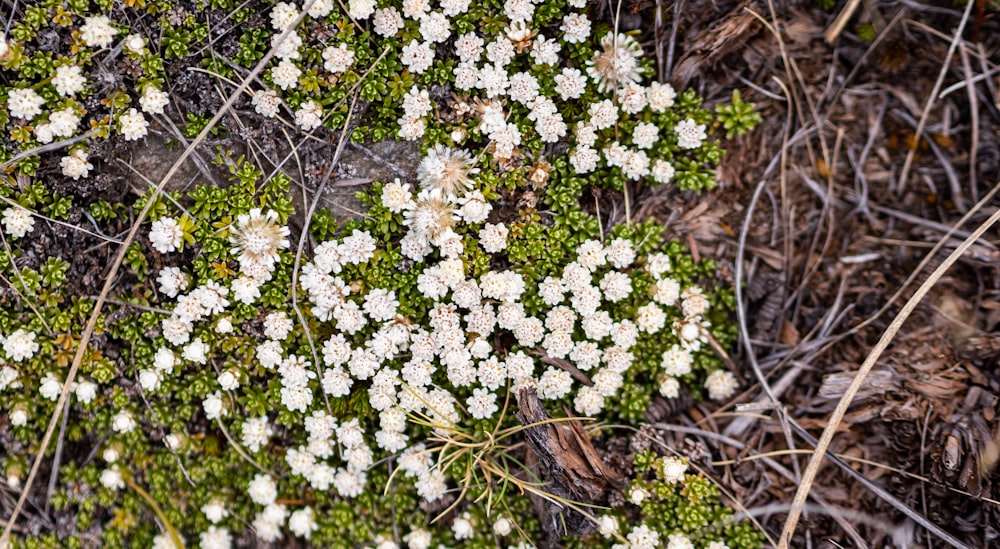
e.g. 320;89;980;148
514;387;623;541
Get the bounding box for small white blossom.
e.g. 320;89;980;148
80;16;118;48
675;118;707;149
149;217;184;253
53;65;86;96
705;369;738;401
60;149;93;179
140;86;170;114
118;108;148;140
2;208;34;238
3;329;38;361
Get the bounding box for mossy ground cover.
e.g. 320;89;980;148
0;0;767;547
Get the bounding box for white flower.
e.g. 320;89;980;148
60;149;93;179
452;512;475;540
263;311;293;340
628;485;648;505
706;542;731;549
39;373;61;400
118;108;148;140
53;65;86;96
665;532;694;549
504;0;534;21
252;89;281;118
152;533;187;549
705;369;738;401
380;180;413;213
402;0;431;18
401;40;434;74
9;406;27;426
199;526;232;549
248;474;278;505
651;159;676;184
0;366;18;390
675;118;707;149
632;122;659;149
574;386;605;415
440;0;471;14
588;99;618;130
322;44;355;73
659;375;680;398
560;13;591;43
596;515;618;538
231;276;262;304
111;410;136;433
2;208;34;238
270;2;299;30
295;99;323;132
628;524;662;549
606;238;636;268
486;36;516;67
203;391;225;420
622;149;650;180
7;88;45;119
3;329;38;361
140;86;170;114
231;208;290;275
75;380;97;404
647;81;677;111
348;0;376;19
404;529;432;549
554;67;587;101
530;35;560;65
139;369;162;392
419;12;451;43
492;516;513;536
100;466;125;491
477;63;509;98
253;504;288;542
217;369;240;391
417;145;476;197
373;7;404;36
149;217;183;253
660;456;688;484
270;59;302;90
271;31;302;59
80;16;118;48
120;34;145;54
681;286;710;317
466;388;498;419
202;499;229;524
307;0;334;16
619;82;648;114
478;223;508;253
587;32;643;92
182;338;210;364
363;288;399;322
333;467;366;497
537;367;572;400
570;147;599;174
241;416;272;453
288;507;318;539
635;303;666;333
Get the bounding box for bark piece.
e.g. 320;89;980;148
514;387;623;542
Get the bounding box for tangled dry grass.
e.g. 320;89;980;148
633;0;1000;546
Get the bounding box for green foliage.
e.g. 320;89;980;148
715;90;761;139
0;0;764;547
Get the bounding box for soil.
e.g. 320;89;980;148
5;0;1000;547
